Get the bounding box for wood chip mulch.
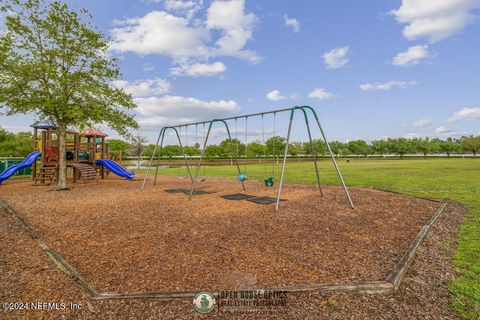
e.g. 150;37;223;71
0;175;465;319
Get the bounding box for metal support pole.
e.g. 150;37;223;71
275;109;296;211
301;109;323;197
303;106;354;209
153;130;166;186
189;122;212;197
189;120;245;197
174;127;194;185
141;128;164;190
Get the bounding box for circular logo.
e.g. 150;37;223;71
192;291;216;314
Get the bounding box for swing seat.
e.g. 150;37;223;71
264;177;274;187
237;173;248;181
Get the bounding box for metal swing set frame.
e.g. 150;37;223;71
141;106;354;210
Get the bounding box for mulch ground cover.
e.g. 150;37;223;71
1;175;441;294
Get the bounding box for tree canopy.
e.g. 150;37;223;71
0;128;33;157
0;0;138;189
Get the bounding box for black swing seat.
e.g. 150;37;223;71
221;193;255;200
247;196;285;205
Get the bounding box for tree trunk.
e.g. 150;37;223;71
57;124;68;190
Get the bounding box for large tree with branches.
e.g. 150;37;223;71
0;0;138;190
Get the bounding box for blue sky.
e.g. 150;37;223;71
2;0;480;144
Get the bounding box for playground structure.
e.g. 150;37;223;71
0;120;135;185
142;106;355;210
31;120;110;184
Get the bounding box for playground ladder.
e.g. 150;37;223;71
34;164;57;186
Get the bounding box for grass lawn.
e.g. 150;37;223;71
137;158;480;318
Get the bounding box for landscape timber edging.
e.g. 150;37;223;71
0;196;449;301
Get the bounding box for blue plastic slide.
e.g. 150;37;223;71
0;151;41;184
96;159;135;180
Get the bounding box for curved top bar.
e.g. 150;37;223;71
169;106;313;128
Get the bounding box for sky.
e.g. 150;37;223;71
2;0;480;144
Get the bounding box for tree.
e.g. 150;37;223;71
12;131;33;156
0;128;11;144
0;0;137;190
440;138;461;158
329;141;344;158
461;135;480;157
265;136;286;163
129;135;147;169
142;144;156;158
204;145;221;158
219;138;244;160
388;138;414;159
371;140;389;157
304;139;325;156
347;140;369;158
246;141;264;160
0;129;33;157
107;139;129;161
160;145;181;159
183;145;199;157
288;142;304;161
414;138;440;158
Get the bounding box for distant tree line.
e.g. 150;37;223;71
125;135;480;159
1;128;479;159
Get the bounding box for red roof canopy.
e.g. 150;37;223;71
81;128;108;137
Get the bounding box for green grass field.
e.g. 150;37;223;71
140;158;480;318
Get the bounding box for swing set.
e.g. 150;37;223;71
142;106;354;211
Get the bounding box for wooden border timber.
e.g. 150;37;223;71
0;197;448;301
387;201;449;289
0;199;98;298
93;281;394;301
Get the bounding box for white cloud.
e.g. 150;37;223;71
164;0;203;20
206;0;259;62
448;107;480;122
284;14;300;33
359;80;417;91
170;61;226;77
110;11;209;59
322;47;349;69
435;126;452;134
308;88;332;100
392;45;431;66
110;0;259;64
135;95;239;127
112;78;172;97
266;90;286;101
391;0;480;43
413;119;432;127
142;63;155;71
404;132;425;139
